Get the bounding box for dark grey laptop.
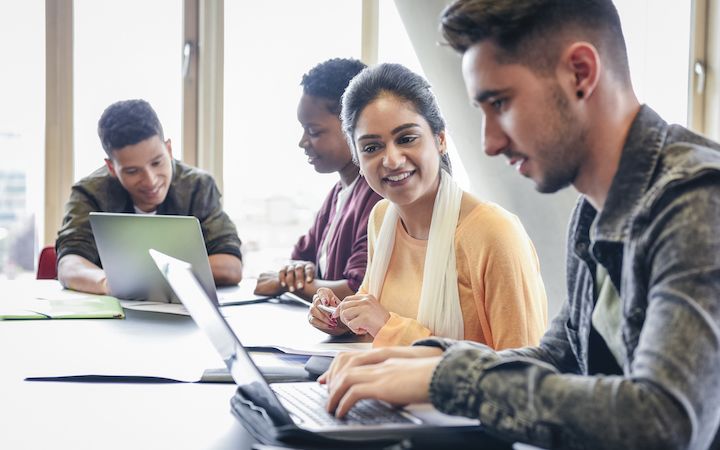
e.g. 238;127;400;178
90;213;217;303
149;249;482;445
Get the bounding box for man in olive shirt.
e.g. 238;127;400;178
56;99;243;295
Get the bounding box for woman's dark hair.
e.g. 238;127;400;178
341;63;451;173
98;99;164;157
300;58;367;115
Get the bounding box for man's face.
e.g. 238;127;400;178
105;135;173;212
462;41;587;193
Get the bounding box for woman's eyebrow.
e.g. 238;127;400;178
391;123;420;135
357;123;421;141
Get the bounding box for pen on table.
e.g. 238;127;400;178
279;291;311;306
317;303;337;315
218;296;272;307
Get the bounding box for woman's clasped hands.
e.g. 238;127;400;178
309;287;391;337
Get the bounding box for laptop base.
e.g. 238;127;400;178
230;387;513;449
231;387;410;449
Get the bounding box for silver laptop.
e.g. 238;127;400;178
149;249;481;443
90;213;217;303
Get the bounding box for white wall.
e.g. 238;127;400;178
395;0;579;320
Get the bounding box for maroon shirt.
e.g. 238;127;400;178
291;176;382;292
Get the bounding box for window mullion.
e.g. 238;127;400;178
182;0;199;167
704;0;719;140
44;0;74;247
688;0;708;135
197;0;224;192
362;0;379;65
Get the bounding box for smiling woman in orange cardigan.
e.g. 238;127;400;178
308;63;547;350
358;198;547;349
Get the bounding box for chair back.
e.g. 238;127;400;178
37;246;58;279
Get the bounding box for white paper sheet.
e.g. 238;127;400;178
118;300;221;316
255;343;372;357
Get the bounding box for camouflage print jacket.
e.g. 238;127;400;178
416;106;720;450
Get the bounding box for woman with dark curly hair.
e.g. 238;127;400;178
255;58;382;303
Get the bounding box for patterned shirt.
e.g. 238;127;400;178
417;106;720;450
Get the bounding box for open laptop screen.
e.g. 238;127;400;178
90;212;217;303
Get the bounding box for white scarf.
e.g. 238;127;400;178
368;170;464;340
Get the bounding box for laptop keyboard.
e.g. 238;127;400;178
271;382;417;427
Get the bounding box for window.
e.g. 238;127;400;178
73;0;183;180
0;0;45;278
615;0;692;126
223;0;363;276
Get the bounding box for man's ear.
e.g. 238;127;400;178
562;41;601;100
105;158;117;178
165;138;173;158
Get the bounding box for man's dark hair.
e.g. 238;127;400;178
441;0;630;83
97;99;164;157
341;63;452;173
301;58;367;115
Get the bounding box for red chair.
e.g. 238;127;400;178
37;245;58;280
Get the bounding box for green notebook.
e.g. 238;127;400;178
0;295;125;320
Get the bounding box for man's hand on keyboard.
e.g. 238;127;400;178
318;346;442;387
319;346;443;419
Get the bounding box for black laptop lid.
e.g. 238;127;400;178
149;250;294;426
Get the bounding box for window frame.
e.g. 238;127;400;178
689;0;719;140
42;0;718;248
44;0;74;247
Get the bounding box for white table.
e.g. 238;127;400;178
0;280;263;450
0;280;523;450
